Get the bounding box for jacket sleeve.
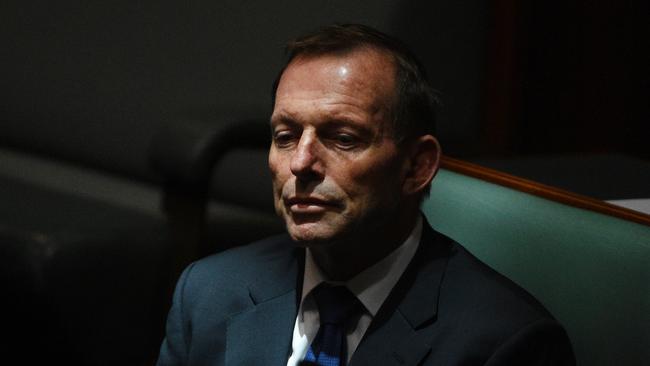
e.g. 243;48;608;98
156;263;196;366
484;318;576;366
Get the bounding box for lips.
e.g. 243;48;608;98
284;196;340;213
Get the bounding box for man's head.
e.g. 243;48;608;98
269;24;441;251
272;24;440;143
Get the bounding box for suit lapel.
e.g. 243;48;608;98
225;244;304;366
225;290;297;366
350;221;452;366
349;310;432;366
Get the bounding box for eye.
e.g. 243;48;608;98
336;133;354;144
273;130;297;148
333;133;358;149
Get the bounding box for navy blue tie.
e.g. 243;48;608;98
304;285;361;366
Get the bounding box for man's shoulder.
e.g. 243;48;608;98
171;234;299;318
415;230;574;364
187;233;296;284
433;231;557;334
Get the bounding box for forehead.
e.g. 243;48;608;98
273;48;397;118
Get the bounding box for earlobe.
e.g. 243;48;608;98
402;135;441;195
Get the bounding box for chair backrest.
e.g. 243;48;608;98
423;167;650;366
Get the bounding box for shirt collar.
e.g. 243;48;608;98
300;216;423;316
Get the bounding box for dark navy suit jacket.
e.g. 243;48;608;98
157;221;575;365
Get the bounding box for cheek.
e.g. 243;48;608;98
268;155;287;215
268;152;285;184
344;157;403;202
268;153;293;210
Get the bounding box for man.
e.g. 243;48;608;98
157;24;575;365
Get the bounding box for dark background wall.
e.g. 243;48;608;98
1;0;489;181
506;2;649;159
1;0;648;188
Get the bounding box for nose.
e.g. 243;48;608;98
290;130;323;181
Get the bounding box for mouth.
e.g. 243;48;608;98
284;196;340;214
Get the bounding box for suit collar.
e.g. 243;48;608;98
226;290;298;366
396;220;451;329
350;218;453;366
248;243;304;304
226;239;304;366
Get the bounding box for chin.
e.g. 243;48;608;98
286;221;341;247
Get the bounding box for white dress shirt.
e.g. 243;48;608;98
286;217;423;366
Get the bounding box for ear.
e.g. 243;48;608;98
402;135;441;196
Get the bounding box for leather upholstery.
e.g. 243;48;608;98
424;169;650;365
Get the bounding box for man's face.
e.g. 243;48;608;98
269;48;408;246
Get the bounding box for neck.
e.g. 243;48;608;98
310;210;420;281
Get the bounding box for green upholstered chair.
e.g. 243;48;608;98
422;165;650;366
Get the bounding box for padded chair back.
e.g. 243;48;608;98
423;168;650;366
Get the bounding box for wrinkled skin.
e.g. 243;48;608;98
269;47;439;279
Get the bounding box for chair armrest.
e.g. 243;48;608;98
148;119;270;195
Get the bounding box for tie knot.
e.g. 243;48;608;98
312;284;361;325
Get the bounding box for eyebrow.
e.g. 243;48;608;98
324;115;361;127
270;112;298;127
